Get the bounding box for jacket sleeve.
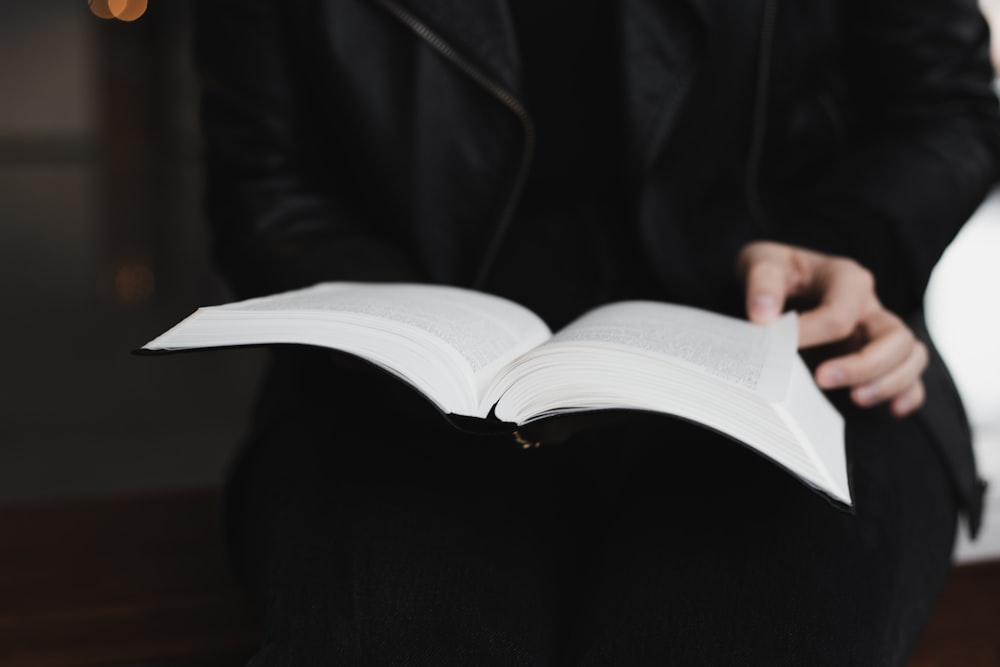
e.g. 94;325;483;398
777;0;1000;315
194;0;424;299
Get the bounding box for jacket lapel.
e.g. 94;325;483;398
376;0;522;96
372;0;709;169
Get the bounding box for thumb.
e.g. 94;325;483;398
740;248;789;324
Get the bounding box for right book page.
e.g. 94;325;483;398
487;302;850;505
551;301;795;397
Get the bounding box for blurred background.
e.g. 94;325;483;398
0;0;263;503
0;0;997;523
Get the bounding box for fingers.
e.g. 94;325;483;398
744;259;788;323
853;342;926;412
816;332;929;416
796;259;874;348
890;381;926;418
737;242;797;324
735;241;929;418
814;313;913;388
516;412;632;445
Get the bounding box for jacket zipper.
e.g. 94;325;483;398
370;0;535;288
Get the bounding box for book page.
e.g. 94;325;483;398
485;301;849;503
549;302;796;396
774;355;850;503
226;282;552;384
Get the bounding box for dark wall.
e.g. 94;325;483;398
0;0;263;502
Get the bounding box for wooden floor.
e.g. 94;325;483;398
0;491;258;667
0;490;997;666
909;560;1000;667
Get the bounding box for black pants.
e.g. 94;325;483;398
225;354;959;666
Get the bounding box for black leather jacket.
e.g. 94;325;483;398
195;0;1000;531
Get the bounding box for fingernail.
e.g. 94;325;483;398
893;395;913;416
854;383;879;405
751;294;780;319
818;367;845;388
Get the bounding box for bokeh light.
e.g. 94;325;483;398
113;262;156;305
114;0;147;22
89;0;148;21
88;0;114;19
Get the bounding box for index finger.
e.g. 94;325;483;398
737;242;793;324
797;263;873;348
745;260;789;324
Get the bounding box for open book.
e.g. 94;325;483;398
141;282;849;505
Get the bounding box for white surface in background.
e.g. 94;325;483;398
925;187;1000;563
926;192;1000;429
954;428;1000;563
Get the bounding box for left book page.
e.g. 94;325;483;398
141;282;552;417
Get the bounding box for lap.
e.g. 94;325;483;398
227;356;959;666
566;411;957;666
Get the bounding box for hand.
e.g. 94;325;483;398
736;241;928;417
515;411;632;446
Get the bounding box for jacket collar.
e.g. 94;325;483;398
374;0;523;95
374;0;709;168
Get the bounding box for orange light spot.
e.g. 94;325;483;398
88;0;115;19
113;263;156;305
113;0;148;21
